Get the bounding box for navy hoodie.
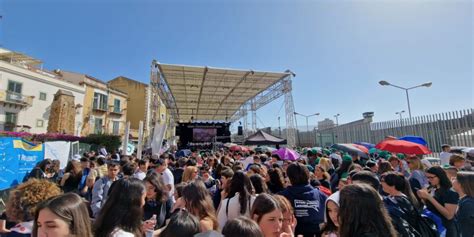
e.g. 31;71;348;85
279;184;327;236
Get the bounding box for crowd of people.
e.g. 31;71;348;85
0;143;473;237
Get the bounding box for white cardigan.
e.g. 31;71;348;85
217;192;256;231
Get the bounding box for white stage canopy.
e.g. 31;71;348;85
154;63;292;122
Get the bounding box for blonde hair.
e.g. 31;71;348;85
182;166;199;183
318;158;332;172
407;157;424;171
6;179;62;222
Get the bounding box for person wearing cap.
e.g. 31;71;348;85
440;144;452;167
154;158;175;202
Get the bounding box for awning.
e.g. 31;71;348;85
244;130;287;145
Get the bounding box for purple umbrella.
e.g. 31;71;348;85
272;147;300;161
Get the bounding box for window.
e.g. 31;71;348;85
36;119;44;127
93;93;108;111
112;121;120;135
39;92;47;101
7;81;22;94
113;99;121;113
94;118;103;134
4;112;18;131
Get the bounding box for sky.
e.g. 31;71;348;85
0;0;472;131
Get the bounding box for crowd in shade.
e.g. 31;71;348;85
0;142;473;237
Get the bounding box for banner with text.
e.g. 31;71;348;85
0;137;44;190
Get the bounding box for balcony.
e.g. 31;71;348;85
109;107;125;116
0;90;33;108
92;104;108;113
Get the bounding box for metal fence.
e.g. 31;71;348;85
293;109;474;152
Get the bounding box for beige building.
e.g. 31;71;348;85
0;48;85;134
58;71;128;137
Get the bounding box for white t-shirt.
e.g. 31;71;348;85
133;170;147;180
161;168;175;202
440;152;452;166
217;193;256;231
110;228;134;237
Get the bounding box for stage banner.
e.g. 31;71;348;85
0;137;44;190
151;123;167;155
44;141;71;169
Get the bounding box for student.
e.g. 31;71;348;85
250;194;285;237
380;172;422;237
279;163;326;237
417;166;459;237
451;171;474;237
33;193;92;237
222;216;264;237
60;160;83;193
153;158;175;201
93;178;147;237
4;179;62;237
143;172;172;229
250;174;269;195
181;180;218;232
266;168;285;194
339;183;397;237
321;192;340;237
133;159;149;180
159;209;201;237
90;161;120;217
273;195;296;236
449;154;466;170
217;171;256;230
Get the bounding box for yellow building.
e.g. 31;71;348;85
108;76;171;144
58;71;128;137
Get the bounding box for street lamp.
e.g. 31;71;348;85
334;113;340;126
294;112;320;146
378;80;432;119
395;110;405;120
294;112;320;132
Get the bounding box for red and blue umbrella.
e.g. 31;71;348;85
398;136;428;146
376;139;431;155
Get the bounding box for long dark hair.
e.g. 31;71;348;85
33;193;92;237
426;166;452;192
268;168;285;191
36;159;52;172
181;180;218;230
339;183;397;237
381;172;420;209
93;178;146;237
228;171;254;215
250;174;269;194
143;172;169;202
159;209;200;237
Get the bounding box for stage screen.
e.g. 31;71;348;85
193;128;217;142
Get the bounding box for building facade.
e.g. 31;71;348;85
0;48;85;134
59;71;128;137
108;76;170;144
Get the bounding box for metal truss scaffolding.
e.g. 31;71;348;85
152;61;296;147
